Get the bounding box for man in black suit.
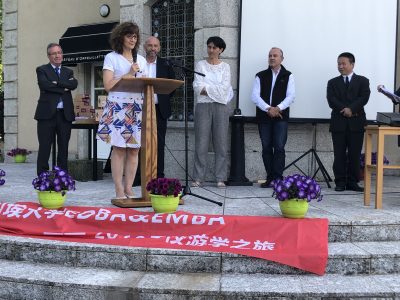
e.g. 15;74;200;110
327;52;370;192
34;43;78;176
133;36;175;184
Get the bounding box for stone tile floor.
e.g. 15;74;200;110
0;162;399;224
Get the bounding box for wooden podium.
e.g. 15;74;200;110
110;77;184;208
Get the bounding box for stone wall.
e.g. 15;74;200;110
2;0;18;152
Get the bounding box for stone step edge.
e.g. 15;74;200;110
1;235;399;276
0;259;399;299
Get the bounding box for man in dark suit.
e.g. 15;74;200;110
34;43;78;176
327;52;370;192
133;36;175;184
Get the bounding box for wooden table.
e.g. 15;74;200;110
364;125;400;209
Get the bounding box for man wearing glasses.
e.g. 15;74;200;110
34;43;78;176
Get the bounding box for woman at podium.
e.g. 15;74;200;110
97;22;146;200
192;36;233;188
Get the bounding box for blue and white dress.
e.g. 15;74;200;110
97;52;146;148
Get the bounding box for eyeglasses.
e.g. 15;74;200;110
126;34;137;40
48;51;63;56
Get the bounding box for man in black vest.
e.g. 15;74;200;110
327;52;370;192
251;47;295;188
34;43;78;176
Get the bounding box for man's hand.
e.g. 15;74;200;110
267;106;283;119
340;107;352;118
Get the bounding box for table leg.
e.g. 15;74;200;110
364;131;372;206
375;131;385;209
93;127;98;181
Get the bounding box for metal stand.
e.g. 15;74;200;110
284;123;332;188
172;61;223;206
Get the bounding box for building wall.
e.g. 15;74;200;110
3;0;399;180
3;0;120;159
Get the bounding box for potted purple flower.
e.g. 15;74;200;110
7;148;32;163
32;166;76;209
272;174;323;218
146;178;182;213
0;169;5;186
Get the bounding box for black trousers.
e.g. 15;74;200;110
133;104;168;185
36;110;72;176
331;129;364;186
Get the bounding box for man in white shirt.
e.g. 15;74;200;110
251;47;295;188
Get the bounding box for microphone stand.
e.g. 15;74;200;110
169;59;223;206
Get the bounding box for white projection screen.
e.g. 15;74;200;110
239;0;397;120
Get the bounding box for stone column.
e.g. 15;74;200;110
2;0;18;154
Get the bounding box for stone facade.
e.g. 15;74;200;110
2;0;399;181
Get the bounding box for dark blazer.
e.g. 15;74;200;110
327;74;370;132
155;57;175;119
34;63;78;122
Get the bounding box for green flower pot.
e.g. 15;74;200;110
14;154;26;163
150;193;180;213
279;198;309;219
37;191;66;209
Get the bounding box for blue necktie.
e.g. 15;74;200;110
55;67;60;77
55;67;63;108
345;76;349;89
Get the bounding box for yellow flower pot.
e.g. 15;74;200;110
150;193;180;213
37;191;66;209
14;154;26;163
279;198;309;219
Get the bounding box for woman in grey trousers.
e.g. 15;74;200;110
192;36;233;188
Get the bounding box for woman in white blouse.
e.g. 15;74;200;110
97;22;146;200
192;36;233;188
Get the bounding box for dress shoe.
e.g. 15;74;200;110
260;179;273;188
334;185;345;192
346;183;364;192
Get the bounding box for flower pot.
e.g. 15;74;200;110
150;193;180;213
37;191;66;209
14;154;26;163
279;198;309;219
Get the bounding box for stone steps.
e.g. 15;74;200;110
1;235;399;276
0;259;399;300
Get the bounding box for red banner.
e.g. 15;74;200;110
0;202;328;275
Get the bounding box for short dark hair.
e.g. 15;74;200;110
47;43;62;55
206;36;226;52
109;22;141;57
338;52;355;64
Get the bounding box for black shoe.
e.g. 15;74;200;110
346;183;364;192
335;185;345;192
260;179;273;188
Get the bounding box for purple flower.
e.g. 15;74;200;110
7;148;32;157
272;174;323;202
0;169;6;186
360;152;389;168
32;166;75;192
146;177;182;197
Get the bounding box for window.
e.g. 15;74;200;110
152;0;194;121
